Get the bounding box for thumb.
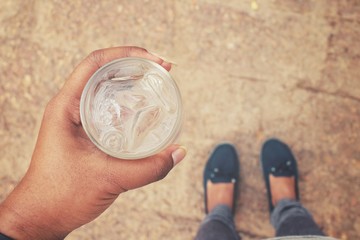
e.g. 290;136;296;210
108;145;187;191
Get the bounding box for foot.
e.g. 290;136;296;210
203;143;239;214
269;175;296;206
260;138;299;212
206;181;235;213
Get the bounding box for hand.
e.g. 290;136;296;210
0;47;187;239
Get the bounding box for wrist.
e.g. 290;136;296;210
0;203;30;239
0;179;69;240
0;202;67;240
0;232;13;240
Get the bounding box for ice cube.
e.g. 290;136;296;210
101;130;126;152
130;105;163;149
143;73;177;113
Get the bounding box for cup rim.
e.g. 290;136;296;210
80;57;183;159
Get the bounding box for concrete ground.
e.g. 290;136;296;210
1;0;360;239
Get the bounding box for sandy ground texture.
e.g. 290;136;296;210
1;0;360;239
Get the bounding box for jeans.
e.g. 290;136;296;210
195;204;240;240
271;199;325;237
195;199;325;240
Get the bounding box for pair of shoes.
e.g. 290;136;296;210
203;139;299;214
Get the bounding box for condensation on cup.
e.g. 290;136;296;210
80;57;182;159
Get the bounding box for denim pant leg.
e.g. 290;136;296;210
271;199;325;237
195;204;240;240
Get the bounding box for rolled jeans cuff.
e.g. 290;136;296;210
271;199;312;229
202;205;234;227
271;198;325;237
197;204;240;240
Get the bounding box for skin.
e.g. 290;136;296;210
206;181;234;212
0;47;187;240
269;175;296;206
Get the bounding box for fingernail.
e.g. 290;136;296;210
148;51;177;65
172;147;187;166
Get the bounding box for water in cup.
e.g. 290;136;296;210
80;58;182;159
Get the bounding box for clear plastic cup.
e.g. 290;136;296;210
80;57;182;159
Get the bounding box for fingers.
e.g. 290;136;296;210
61;46;172;100
107;145;187;191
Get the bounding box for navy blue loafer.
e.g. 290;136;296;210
260;138;300;213
203;143;240;215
